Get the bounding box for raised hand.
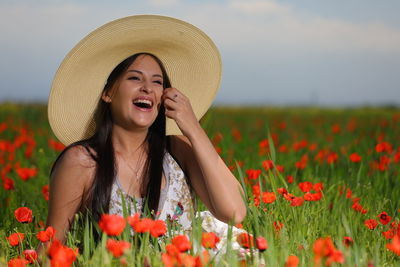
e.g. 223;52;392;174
162;87;201;139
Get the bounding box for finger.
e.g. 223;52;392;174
163;88;186;101
163;98;179;110
162;87;177;96
162;90;178;102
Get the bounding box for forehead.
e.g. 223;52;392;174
127;55;163;74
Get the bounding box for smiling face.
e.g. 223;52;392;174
102;54;165;132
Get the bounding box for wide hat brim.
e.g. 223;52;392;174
48;15;222;145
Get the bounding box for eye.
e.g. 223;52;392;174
153;80;163;85
128;76;140;81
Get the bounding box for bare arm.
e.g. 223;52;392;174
163;88;246;224
45;145;95;243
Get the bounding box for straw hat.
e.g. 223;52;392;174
48;15;222;145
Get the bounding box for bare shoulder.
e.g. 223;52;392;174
51;145;96;188
59;145;96;168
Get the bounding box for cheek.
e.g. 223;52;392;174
156;89;164;102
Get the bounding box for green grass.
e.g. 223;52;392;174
0;103;399;266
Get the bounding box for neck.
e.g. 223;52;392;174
112;124;149;158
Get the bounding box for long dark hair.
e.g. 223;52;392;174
51;52;172;223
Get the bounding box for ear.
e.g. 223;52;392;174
101;91;112;103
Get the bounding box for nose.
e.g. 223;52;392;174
140;81;153;94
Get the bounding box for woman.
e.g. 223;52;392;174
46;15;246;244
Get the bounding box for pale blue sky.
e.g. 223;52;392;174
1;0;399;106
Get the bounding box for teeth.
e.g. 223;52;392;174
133;99;153;107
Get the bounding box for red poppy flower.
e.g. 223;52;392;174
48;239;78;267
283;193;295;201
326;152;338;164
3;177;14;190
331;124;341;134
290;197;304;207
308;143;317;151
313;237;344;266
211;132;223;145
161;253;177;267
42;185;49;201
298;182;313;193
201;232;220;249
48;139;65;152
237;233;254;249
394;151;400;163
285;255;299;267
133;218;154;233
315;150;327;164
287;175;294;184
214;146;222;154
382;229;395;239
293;140;308;152
259;139;269;148
246;169;262;180
351;201;367;214
304;192;322;201
171;235;191;252
278;144;289;153
98;214;126;236
386;235;400;256
0;122;7;133
180;254;196;267
23;249;38;264
375;142;393;153
273;221;284;233
378;212;392;225
6;233;25;246
275;165;285;173
231;128;242;142
235;223;243;229
295;155;308;170
7;257;28;267
278;187;288;195
253;196;260;207
36;226;56;242
346;188;352;199
106;239;131;258
194;250;210;267
14;207;32;223
256;236;268;252
262;192;276;204
262;160;274;171
127;213;140;228
349;153;362;163
313;182;324;192
1;163;12;176
343;236;353;247
303;192;313;201
150;220;166;237
364;219;378;230
165;243;180;257
252;184;260;196
15;167;37;181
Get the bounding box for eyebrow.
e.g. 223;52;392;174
127;70;163;79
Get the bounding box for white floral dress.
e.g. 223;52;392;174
108;151;246;252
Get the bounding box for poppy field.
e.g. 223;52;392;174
0;103;399;266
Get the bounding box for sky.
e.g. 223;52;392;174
1;0;400;106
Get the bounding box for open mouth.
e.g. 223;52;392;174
133;98;153;110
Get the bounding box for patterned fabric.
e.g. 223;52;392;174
108;150;250;257
109;151;194;230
